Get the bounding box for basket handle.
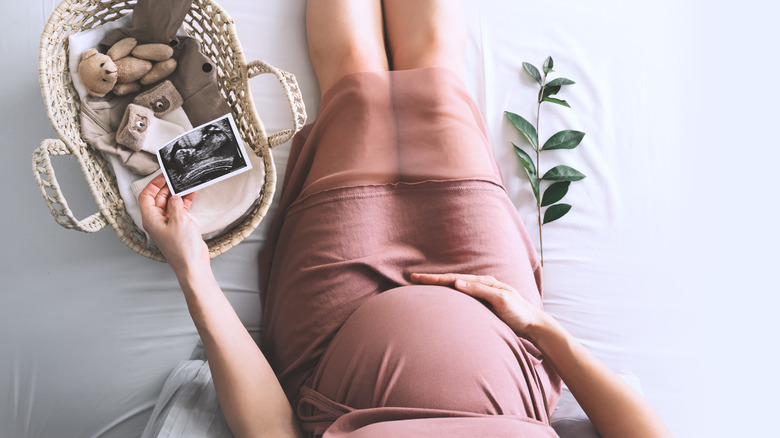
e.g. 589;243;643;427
32;138;108;232
246;60;307;148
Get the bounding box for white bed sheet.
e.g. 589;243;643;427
2;0;779;437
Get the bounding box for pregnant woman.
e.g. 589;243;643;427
139;1;672;436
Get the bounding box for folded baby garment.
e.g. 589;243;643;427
80;93;160;175
80;79;193;175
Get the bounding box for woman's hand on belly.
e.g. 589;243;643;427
409;272;545;341
412;272;673;438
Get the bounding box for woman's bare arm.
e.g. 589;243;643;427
140;174;302;438
527;310;672;438
411;273;673;438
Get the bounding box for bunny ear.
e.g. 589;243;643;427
81;48;98;61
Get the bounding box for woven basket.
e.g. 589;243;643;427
33;0;306;262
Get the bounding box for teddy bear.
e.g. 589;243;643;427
78;37;177;97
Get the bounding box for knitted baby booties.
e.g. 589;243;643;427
116;81;187;154
133;80;184;117
116;104;154;152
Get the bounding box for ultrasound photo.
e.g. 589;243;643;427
157;114;252;196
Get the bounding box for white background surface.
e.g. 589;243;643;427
1;0;779;437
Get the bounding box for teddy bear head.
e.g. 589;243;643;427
78;48;118;97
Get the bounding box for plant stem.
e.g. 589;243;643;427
537;74;546;267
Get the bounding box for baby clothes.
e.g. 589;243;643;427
72;0;263;241
133;80;184;118
77;0;231;176
80;93;160;175
116;82;190;154
80;79;193;176
117;104;188;154
98;0;231;127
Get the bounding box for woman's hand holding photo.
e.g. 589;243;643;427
138;173;206;276
412;272;673;438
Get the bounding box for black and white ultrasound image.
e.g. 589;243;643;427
158;116;248;195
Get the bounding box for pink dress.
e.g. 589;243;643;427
259;67;561;437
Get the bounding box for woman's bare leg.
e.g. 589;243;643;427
381;0;499;183
299;0;497;198
382;0;466;79
306;0;389;97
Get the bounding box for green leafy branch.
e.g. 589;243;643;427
505;56;585;267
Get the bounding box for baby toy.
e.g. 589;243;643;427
115;81;188;155
78;37;177;97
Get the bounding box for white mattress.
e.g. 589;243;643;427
2;0;779;437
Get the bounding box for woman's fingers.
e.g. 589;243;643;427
139;175;169;225
410;272;455;285
167;195;186;223
181;191;197;211
472;275;512;290
411;272;513;307
411;272;514;291
156;187;172;213
412;272;544;337
452;278;499;302
139;173;167;196
139;174;164;208
139;174;198;223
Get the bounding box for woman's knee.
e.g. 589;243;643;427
310;41;387;76
306;0;389;95
309;42;389;96
390;32;464;73
383;1;466;75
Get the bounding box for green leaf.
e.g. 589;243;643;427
525;167;540;203
512;143;536;175
542;96;571;108
542;130;585;150
543;203;572;224
523;62;543;86
547;77;575;87
505;111;538;151
538;85;561;101
541;165;586;181
543;56;554;74
541;181;570;207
